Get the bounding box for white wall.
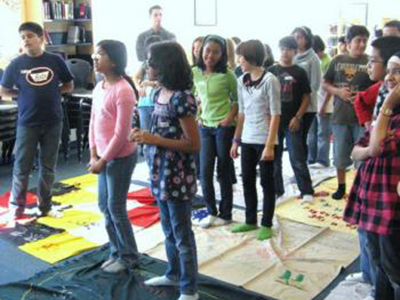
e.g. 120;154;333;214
92;0;400;74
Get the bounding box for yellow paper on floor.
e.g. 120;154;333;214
275;170;358;234
53;189;98;205
61;173;98;190
19;232;98;264
37;210;102;230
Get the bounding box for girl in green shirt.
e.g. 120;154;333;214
192;35;238;228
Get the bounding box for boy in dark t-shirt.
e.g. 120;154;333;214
323;25;374;200
269;36;314;202
0;22;74;223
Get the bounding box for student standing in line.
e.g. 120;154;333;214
230;40;281;240
354;36;400;130
342;35;400;300
344;53;400;300
130;41;200;300
269;36;314;202
192;35;238;228
89;40;139;273
292;26;322;165
308;35;333;168
323;25;374;200
0;22;74;222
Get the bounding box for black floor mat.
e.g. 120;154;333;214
0;245;276;300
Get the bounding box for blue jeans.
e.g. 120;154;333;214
157;198;198;295
367;230;400;300
358;229;376;285
274;120;314;196
98;152;139;268
200;126;235;220
308;114;331;166
10;123;63;215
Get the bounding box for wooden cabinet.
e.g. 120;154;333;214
42;0;93;60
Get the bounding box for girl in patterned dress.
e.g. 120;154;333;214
129;41;200;300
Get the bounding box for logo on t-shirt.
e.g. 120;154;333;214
25;67;54;86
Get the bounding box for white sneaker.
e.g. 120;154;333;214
144;275;179;286
199;215;217;228
345;272;364;283
302;195;314;202
42;209;63;218
100;258;116;269
212;217;231;227
103;260;127;273
177;293;199;300
309;162;327;169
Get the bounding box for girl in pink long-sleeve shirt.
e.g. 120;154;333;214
89;40;139;273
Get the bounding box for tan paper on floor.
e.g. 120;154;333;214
275;170;358;234
145;211;359;300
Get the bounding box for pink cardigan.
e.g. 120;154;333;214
89;78;136;162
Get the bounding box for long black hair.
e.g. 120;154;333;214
96;39;139;99
148;41;193;91
196;35;228;73
292;26;313;50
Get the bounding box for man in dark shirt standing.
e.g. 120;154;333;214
135;5;176;62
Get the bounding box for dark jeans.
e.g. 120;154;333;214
200;126;235;220
274;119;314;196
241;143;276;227
367;230;400;300
302;112;316;160
157;198;198;295
358;228;376;285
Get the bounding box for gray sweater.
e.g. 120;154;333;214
294;48;322;113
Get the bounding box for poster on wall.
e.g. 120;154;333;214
0;0;21;68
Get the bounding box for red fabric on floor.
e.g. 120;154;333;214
127;188;155;205
128;205;160;228
0;191;37;207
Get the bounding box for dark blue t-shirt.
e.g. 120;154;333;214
1;52;74;126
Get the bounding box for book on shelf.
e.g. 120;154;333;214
43;0;74;20
44;29;53;45
67;26;80;44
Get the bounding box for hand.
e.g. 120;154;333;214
130;127;156;145
88;158;106;174
289;117;300;132
337;87;352;102
383;84;400;110
318;104;327;116
230;143;239;159
219;117;232;127
261;146;274;161
129;127;141;142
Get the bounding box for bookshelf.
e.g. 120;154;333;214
42;0;93;60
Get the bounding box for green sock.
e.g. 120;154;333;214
231;223;257;233
257;226;273;241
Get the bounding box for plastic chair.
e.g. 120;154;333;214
79;97;92;158
66;58;92;91
0;102;18;164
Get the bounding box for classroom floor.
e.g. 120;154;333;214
0;146;361;300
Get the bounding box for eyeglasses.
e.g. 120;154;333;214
91;52;107;60
386;68;400;75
